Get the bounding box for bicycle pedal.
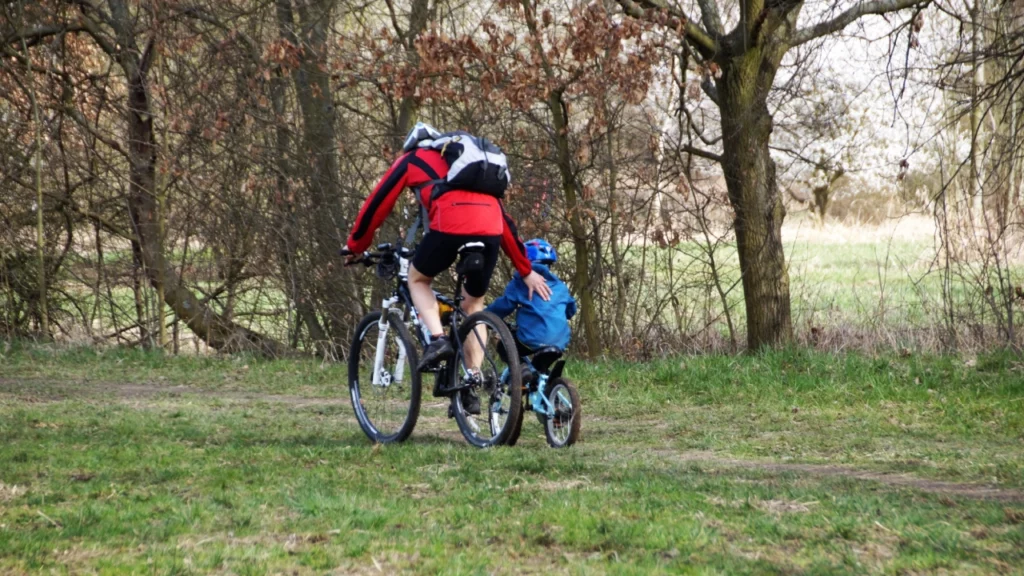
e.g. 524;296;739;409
444;381;472;394
431;374;449;398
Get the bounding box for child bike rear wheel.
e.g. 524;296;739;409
544;378;580;448
348;311;421;444
451;311;522;448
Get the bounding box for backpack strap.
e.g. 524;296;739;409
407;182;436;242
404;206;427;245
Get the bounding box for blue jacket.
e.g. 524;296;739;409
487;263;577;351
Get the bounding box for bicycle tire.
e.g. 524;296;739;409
505;388;526;446
544;378;581;448
451;310;522;448
348;311;421;444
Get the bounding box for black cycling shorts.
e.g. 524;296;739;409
412;231;500;298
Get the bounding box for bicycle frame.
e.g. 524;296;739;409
501;356;568;419
368;246;475;386
370;254;416;387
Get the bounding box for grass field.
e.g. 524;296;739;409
2;343;1023;574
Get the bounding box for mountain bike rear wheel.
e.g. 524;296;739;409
451;311;522;448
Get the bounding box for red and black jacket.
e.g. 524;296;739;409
346;148;533;276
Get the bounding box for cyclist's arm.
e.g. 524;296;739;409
346;153;414;253
486;283;519;319
566;295;577;319
498;204;533;277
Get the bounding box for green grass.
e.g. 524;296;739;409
2;344;1024;573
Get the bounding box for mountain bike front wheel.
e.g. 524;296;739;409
348;310;421;444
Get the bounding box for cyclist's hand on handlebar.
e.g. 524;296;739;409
523;271;552;302
340;247;362;266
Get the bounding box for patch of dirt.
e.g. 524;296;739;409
0;482;27;502
507;478;593;493
0;377;348;408
665;450;1024;502
704;495;816;514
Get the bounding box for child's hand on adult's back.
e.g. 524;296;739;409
523;271;552;301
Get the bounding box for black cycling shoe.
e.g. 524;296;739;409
521;366;535;391
460;388;481;415
417;336;453;372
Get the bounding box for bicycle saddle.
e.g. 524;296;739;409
458;242;486;253
528;347;563;373
456;242;486;274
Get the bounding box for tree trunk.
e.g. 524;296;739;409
18;0;47;338
277;0;352;344
718;55;793;351
607;126;627;335
547;89;602;356
104;0;289;357
130;243;151;347
392;0;432;150
970;0;986;220
1012;91;1020;213
272;0;329;347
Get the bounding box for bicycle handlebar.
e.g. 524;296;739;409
340;243;413;267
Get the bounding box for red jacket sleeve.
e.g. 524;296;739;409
499;204;533;277
346;153;414;253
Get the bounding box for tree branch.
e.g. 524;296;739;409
615;0;719;58
682;144;722;163
75;9;118;58
65;104;131;161
382;0;406;42
700;77;720;105
3;25;86;48
177;6;262;63
790;0;930;46
696;0;724;35
681;105;721;145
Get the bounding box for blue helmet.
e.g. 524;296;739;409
525;238;556;264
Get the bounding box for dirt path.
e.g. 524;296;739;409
0;377;349;407
656;450;1024;502
3;377;1023;502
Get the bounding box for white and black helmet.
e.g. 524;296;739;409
401;122;442;152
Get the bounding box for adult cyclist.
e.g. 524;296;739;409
343;123;552;409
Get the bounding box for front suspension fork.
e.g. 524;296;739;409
372;298;407;387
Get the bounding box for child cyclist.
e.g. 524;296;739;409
486;239;576;374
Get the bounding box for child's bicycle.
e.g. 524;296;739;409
342;240;523;448
499;334;581;448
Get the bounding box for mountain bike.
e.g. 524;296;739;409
343;239;522;447
500;336;581;448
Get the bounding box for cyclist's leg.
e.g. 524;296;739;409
408;266;442;336
410;232;459;338
461;291;486;370
411;232;460;370
461;237;500;371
